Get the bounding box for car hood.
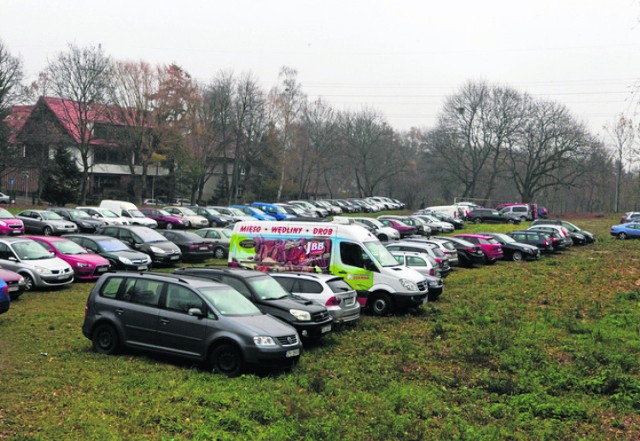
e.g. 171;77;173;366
263;296;327;313
59;253;110;266
229;314;297;336
18;256;72;271
108;250;151;261
139;241;181;252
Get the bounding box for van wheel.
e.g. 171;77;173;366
520;216;527;222
210;344;244;377
370;293;394;316
92;324;119;355
166;223;173;230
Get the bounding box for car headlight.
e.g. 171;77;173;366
289;309;311;321
400;279;418;291
118;256;133;265
428;281;440;287
76;263;91;268
18;276;25;284
253;336;276;347
0;221;6;227
150;246;166;254
35;266;52;275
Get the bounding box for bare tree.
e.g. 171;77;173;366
47;43;112;203
0;39;25;183
604;114;636;211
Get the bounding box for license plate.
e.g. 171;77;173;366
286;349;300;358
199;247;208;251
170;255;180;260
9;286;18;291
321;325;332;334
137;266;148;271
11;230;21;235
97;267;108;273
57;275;69;280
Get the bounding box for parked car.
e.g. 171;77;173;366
476;232;541;262
526;226;573;250
0;237;74;290
194;227;232;259
209;206;255;223
498;204;534;222
385;241;452;277
76;206;130;226
380;215;431;236
467;208;521;224
388;251;444;300
404;237;459;266
414;214;455;234
26;236;111;281
0;279;8;314
186;206;234;227
48;207;105;233
317;200;342;215
138;207;188;230
454;234;504;264
162;206;209;228
158;230;214;262
17;210;78;236
274;203;323;221
432;236;486;268
95;225;182;265
0;268;26;299
82;272;302;376
507;230;555;253
378;218;418;238
251;202;295;221
0;192;12;204
174;267;333;340
0;207;24;235
99;200;158;228
417;210;464;229
64;234;152;271
305;200;331;217
620;212;640;224
230;205;277;221
270;272;361;324
142;198;165;206
531;219;595;244
288;200;328;218
349;217;400;241
610;222;640;240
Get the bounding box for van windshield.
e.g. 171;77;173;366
364;241;400;267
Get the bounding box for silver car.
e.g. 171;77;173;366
17;210;78;236
270;272;361;325
0;237;73;290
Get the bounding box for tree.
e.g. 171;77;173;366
46;44;112;204
604;114;635;211
0;40;24;183
41;146;82;206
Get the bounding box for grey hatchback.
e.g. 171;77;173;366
82;272;302;376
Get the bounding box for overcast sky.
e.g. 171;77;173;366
3;0;640;139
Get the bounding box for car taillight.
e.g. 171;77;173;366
84;301;89;317
189;244;199;250
434;257;443;264
429;268;436;276
325;296;341;306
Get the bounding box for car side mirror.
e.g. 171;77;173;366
188;307;206;318
8;256;17;262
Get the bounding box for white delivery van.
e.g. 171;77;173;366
425;205;465;219
99;200;158;228
228;221;430;315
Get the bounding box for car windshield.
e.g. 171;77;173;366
97;239;130;252
54;240;89;255
229;208;245;216
100;209;119;218
247;275;292;300
69;210;91;219
181;208;197;216
158;209;172;216
198;286;262;316
0;208;14;219
493;233;515;243
364;240;400;267
40;212;64;220
130;210;146;218
221;229;232;239
204;208;221;215
13;241;53;260
135;228;167;242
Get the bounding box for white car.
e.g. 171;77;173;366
163;206;209;228
352;217;400;241
76;207;130;225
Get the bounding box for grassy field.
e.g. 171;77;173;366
1;214;640;440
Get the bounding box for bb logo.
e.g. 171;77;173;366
305;241;325;255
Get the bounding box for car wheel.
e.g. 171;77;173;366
22;273;35;291
618;232;627;240
213;247;226;259
512;250;523;262
520;216;527;222
92;324;120;355
43;226;53;236
210;344;244;377
370;293;394;316
507;218;515;224
377;234;388;242
166;223;173;230
473;217;482;224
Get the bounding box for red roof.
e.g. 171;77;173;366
4;105;34;143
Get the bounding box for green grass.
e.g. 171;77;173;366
2;215;640;439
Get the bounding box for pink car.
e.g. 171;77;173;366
0;268;26;299
0;208;24;235
25;236;111;281
454;233;504;264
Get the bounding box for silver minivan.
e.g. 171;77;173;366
0;237;73;290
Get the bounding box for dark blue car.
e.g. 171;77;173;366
0;279;9;315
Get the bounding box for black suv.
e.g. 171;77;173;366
174;267;333;340
95;225;182;265
467;208;521;224
507;230;554;253
82;272;302;376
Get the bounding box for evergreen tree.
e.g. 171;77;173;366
41;146;82;206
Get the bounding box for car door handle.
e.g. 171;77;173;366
160;318;170;325
115;308;124;315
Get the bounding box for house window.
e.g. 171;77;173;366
93;146;129;165
92;175;121;193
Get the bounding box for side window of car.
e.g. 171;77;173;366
121;278;164;306
220;276;252;299
208;231;220;239
298;280;323;294
165;284;204;313
407;256;427;267
36;241;53;252
102;227;116;236
164;232;175;241
392;255;404;265
275;277;295;293
0;243;12;260
118;230;133;242
84;239;99;252
101;277;124;299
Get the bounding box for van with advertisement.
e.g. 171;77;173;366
228;221;432;316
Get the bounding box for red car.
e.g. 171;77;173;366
454;233;503;264
0;268;26;299
378;219;417;238
25;236;111;281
